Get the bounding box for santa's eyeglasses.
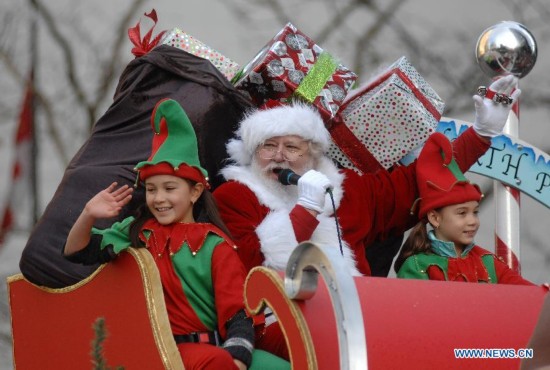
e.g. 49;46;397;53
256;142;308;162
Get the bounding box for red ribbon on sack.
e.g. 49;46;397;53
128;9;166;58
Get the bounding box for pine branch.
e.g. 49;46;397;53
91;317;107;370
90;317;124;370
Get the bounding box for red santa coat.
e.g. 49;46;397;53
214;127;490;276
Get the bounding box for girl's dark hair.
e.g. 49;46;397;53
393;220;431;273
195;187;233;237
129;179;232;247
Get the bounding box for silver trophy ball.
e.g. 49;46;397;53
475;21;537;78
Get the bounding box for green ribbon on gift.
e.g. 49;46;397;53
293;51;338;103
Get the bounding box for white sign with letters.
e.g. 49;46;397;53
435;118;550;209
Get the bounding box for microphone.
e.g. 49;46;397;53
277;168;341;255
277;169;301;186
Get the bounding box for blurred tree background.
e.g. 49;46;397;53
1;0;549;368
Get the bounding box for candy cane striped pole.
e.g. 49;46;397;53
494;100;521;273
476;21;537;275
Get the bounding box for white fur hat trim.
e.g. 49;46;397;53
227;103;331;166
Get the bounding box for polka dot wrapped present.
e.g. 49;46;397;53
232;22;357;120
161;28;241;81
327;56;445;173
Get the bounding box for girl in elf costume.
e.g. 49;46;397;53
63;99;289;370
394;132;533;285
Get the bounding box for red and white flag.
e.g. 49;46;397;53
0;78;34;246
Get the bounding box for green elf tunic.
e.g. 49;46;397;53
67;216;258;367
397;231;533;285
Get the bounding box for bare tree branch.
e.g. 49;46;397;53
0;49;26;86
32;0;89;110
350;0;406;80
315;0;363;44
0;22;69;163
91;0;147;129
0;52;70;163
263;0;293;25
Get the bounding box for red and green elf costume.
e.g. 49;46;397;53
65;99;289;370
397;235;533;285
397;132;533;286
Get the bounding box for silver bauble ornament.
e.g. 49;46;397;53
475;21;537;78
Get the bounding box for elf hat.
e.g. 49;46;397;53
226;100;331;166
135;98;209;188
415;132;482;219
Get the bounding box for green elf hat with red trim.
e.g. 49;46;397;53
134;98;209;188
414;132;482;219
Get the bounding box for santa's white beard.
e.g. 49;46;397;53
249;156;315;205
250;159;299;203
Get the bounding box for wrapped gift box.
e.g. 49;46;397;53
161;28;241;81
232;22;357;120
327;56;445;172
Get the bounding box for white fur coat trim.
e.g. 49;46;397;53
221;156;344;213
221;158;361;276
255;209;361;276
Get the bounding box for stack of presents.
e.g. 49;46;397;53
161;22;446;172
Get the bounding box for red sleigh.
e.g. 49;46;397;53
8;242;548;369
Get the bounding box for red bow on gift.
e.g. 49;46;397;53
128;9;166;58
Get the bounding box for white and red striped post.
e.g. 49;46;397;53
494;101;521;273
476;21;537;274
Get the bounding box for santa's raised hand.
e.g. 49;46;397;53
473;74;521;138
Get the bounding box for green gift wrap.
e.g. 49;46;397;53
233;22;357;120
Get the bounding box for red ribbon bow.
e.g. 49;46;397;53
128;9;166;58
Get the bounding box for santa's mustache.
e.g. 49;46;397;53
263;163;291;174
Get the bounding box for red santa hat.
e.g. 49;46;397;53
415;132;482;219
135;98;209;188
226;101;331;165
